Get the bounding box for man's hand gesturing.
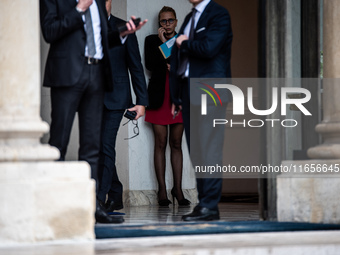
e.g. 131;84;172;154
120;16;148;37
77;0;93;12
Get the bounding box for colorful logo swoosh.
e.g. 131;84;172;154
199;82;223;106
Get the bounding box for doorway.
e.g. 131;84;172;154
214;0;262;206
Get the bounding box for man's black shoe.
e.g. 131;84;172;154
98;200;106;209
105;200;124;212
182;206;220;221
95;204;124;224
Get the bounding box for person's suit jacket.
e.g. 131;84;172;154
144;34;169;109
40;0;120;91
169;0;233;105
104;15;148;110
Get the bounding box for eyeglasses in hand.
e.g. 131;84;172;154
123;119;139;140
159;19;176;25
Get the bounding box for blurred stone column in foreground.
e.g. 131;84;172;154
277;0;340;224
308;0;340;159
0;0;95;243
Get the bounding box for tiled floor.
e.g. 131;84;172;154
103;202;260;226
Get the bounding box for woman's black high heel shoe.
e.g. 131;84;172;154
158;192;172;206
171;188;191;206
158;199;172;206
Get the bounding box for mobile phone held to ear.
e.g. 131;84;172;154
124;110;137;120
117;18;141;33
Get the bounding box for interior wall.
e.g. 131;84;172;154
215;0;258;78
117;0;195;192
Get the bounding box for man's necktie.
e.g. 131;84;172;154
177;8;197;77
85;9;96;57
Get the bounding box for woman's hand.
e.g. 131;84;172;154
171;103;182;118
158;27;167;43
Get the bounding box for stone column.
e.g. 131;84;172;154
277;0;340;224
264;0;302;220
308;0;340;158
0;0;95;243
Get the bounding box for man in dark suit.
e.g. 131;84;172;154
40;0;146;223
169;0;233;221
97;0;148;212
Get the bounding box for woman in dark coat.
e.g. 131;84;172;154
144;6;190;206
